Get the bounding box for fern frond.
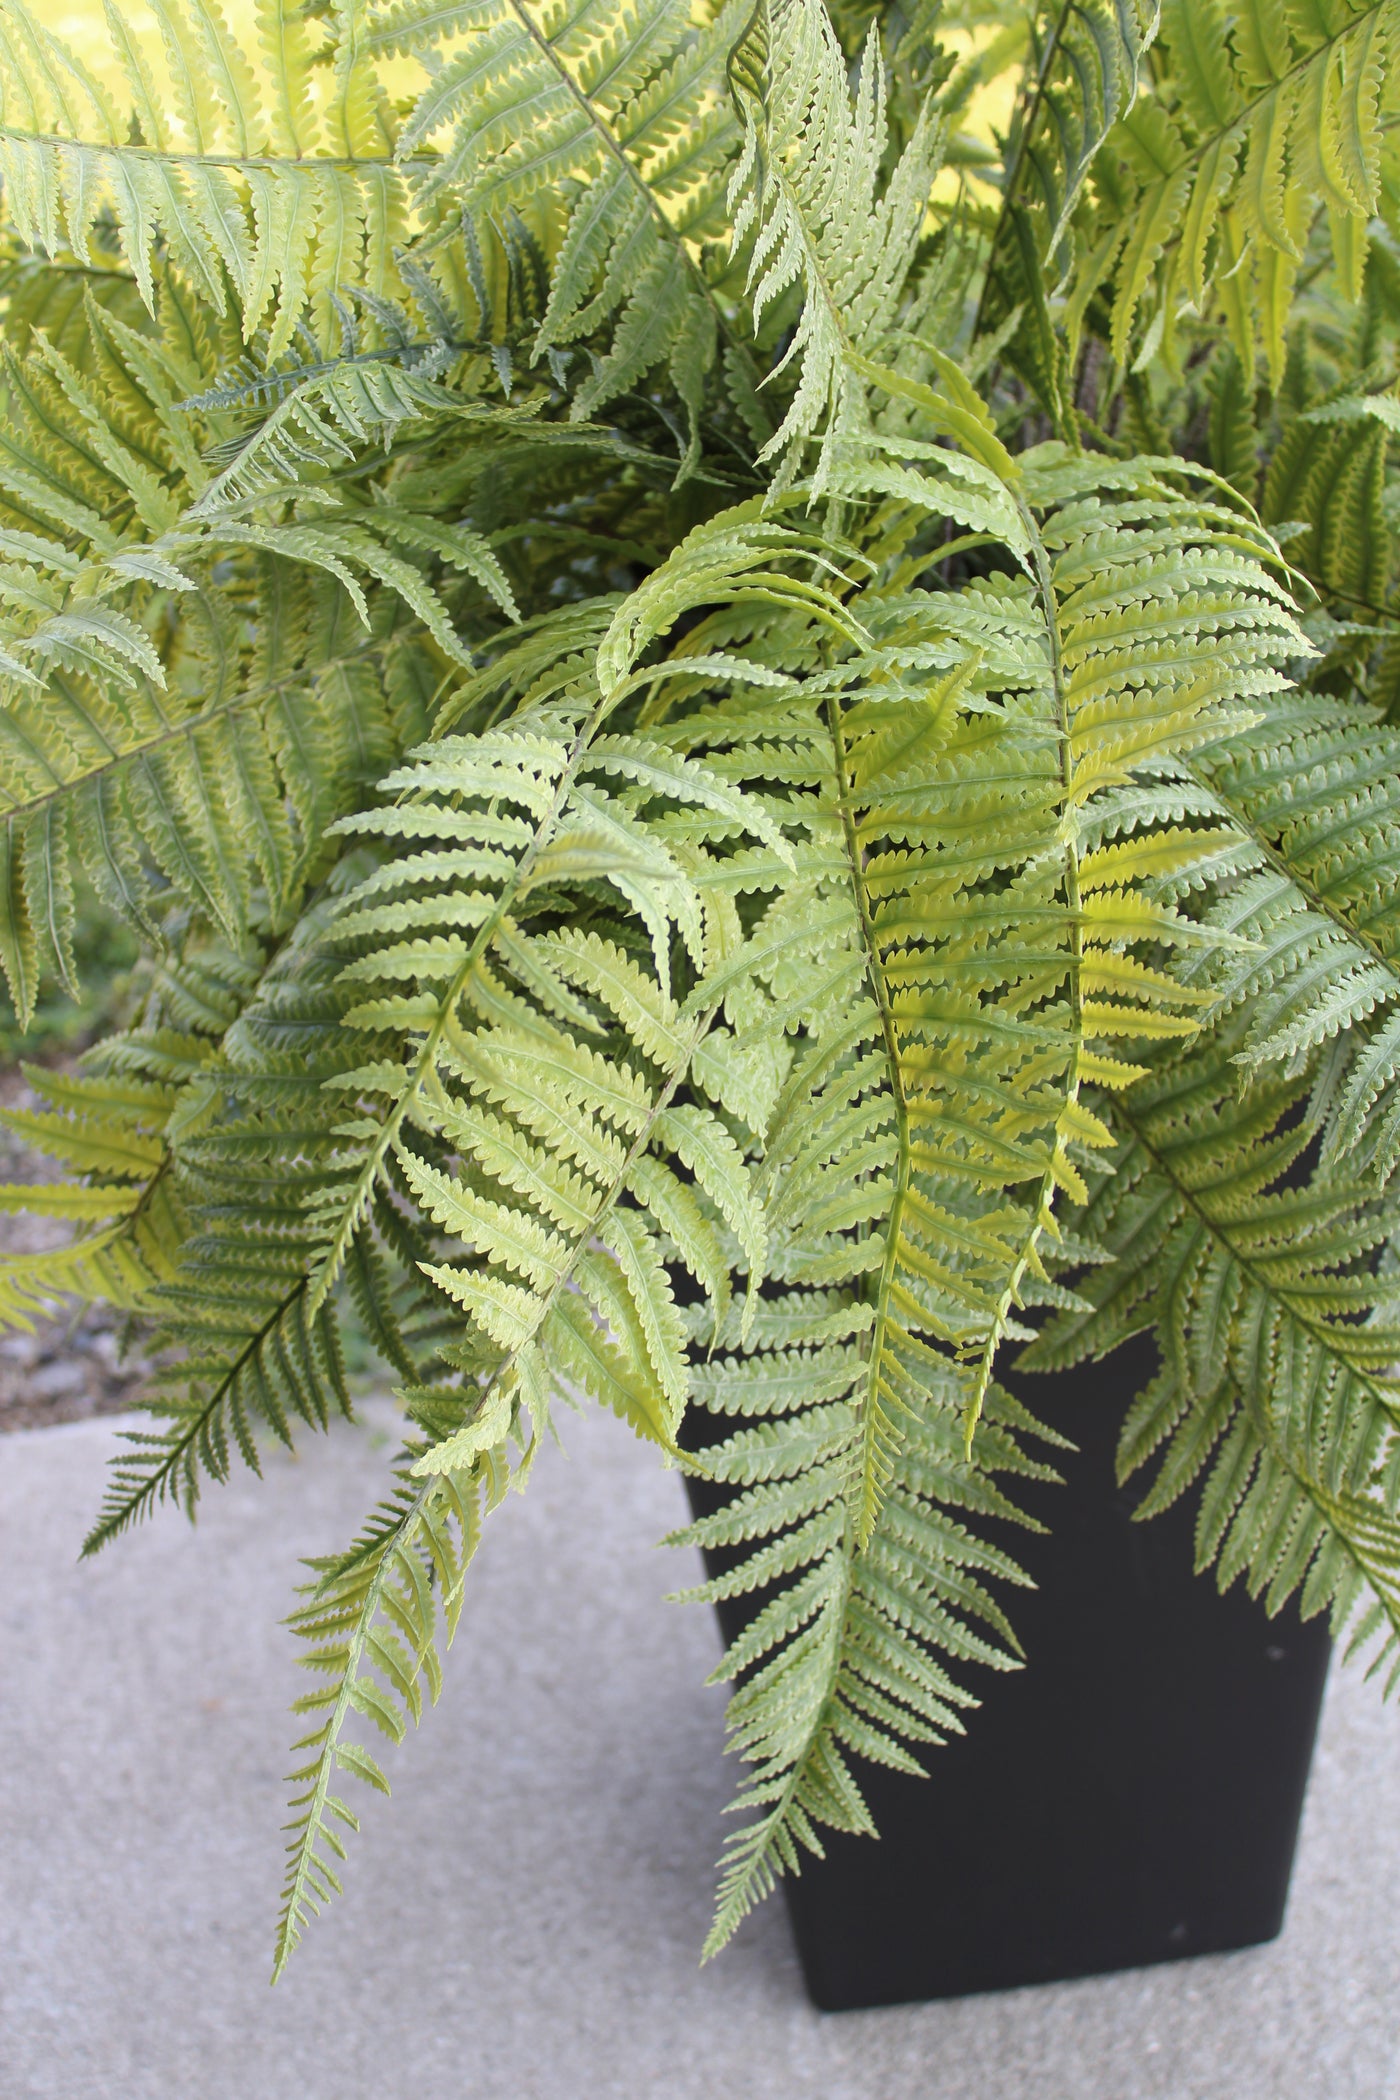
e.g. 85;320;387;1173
0;0;411;356
1185;693;1400;1177
967;0;1157;424
274;1453;494;1975
727;0;945;491
1263;382;1394;609
253;532;872;1940
636;427;1306;1950
376;0;748;464
1023;0;1158;255
1022;1016;1400;1683
81;913;439;1549
1076;0;1400;380
0;1059;181;1330
688;1358;1051;1955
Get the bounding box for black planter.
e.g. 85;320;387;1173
684;1336;1332;2011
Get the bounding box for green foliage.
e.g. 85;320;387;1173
652;440;1304;1940
0;880;137;1061
1185;694;1400;1180
727;0;945;489
1066;0;1400;382
3;0;1400;1977
0;0;411;357
0;1050;181;1324
1021;1017;1400;1683
277;1452;493;1965
370;0;747;460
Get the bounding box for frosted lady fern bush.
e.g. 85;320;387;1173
3;0;1400;1969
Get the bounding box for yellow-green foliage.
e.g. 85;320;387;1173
3;0;1400;1973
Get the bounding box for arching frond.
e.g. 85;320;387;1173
1021;1016;1400;1683
81;927;380;1552
727;0;945;490
375;0;747;462
669;435;1305;1948
275;1453;495;1970
1075;0;1400;381
0;0;410;355
1185;694;1400;1178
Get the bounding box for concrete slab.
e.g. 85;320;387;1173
1;1401;1397;2100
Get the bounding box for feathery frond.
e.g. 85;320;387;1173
664;434;1306;1946
1073;0;1400;381
3;0;1399;1990
375;0;748;461
1021;1015;1400;1684
727;0;945;489
1183;694;1400;1179
0;0;410;355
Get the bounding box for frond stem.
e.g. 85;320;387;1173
497;0;742;359
969;0;1074;347
964;496;1082;1448
1112;1095;1400;1438
822;682;909;1549
81;1265;307;1556
0;130;417;176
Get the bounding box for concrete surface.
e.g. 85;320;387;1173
2;1400;1398;2100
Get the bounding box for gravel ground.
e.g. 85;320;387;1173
0;1065;150;1433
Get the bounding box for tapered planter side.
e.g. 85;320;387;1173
684;1337;1332;2011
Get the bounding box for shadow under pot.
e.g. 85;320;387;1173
681;1333;1331;2012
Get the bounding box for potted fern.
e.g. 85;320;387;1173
1;0;1397;2010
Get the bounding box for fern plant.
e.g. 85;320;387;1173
4;0;1400;1972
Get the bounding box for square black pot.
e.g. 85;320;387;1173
684;1336;1331;2011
